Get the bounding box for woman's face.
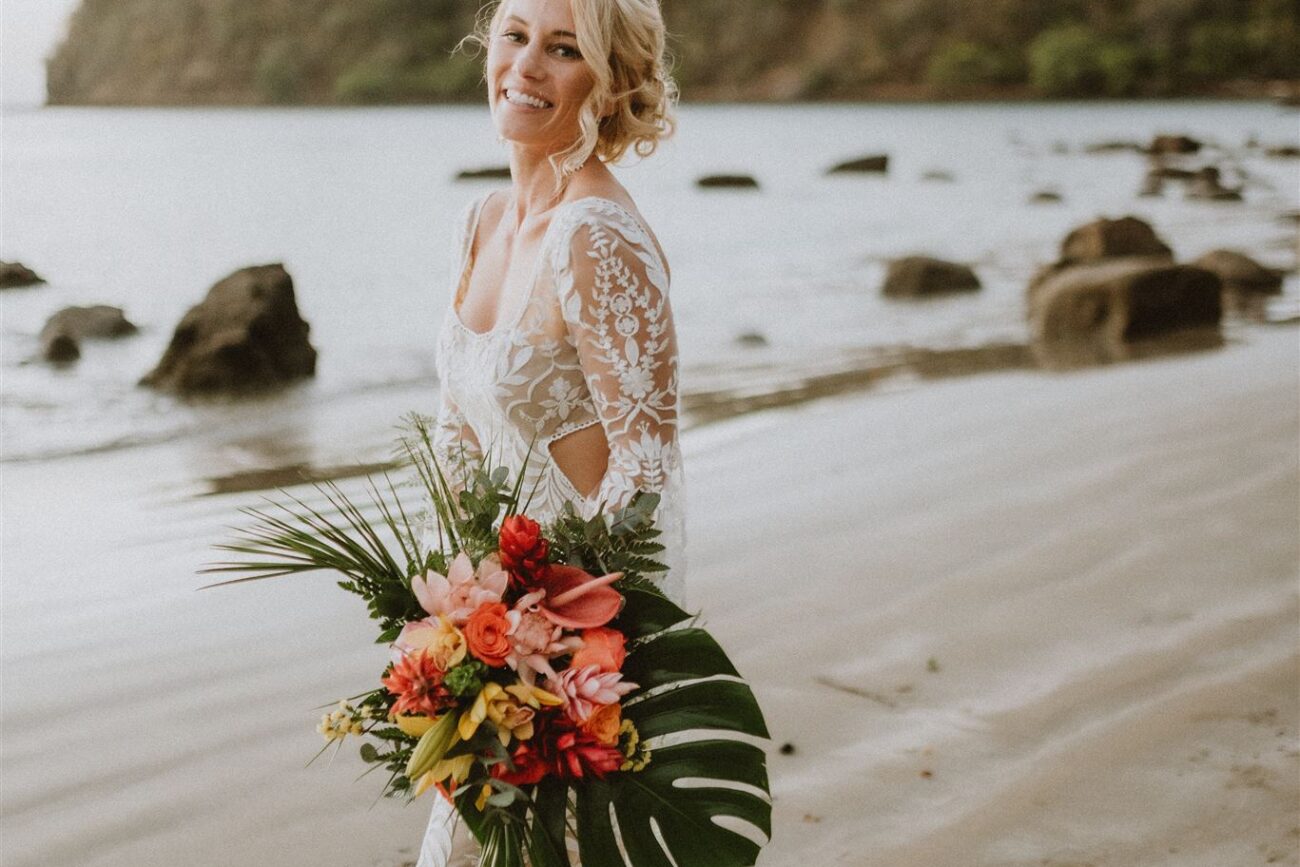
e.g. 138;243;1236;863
486;0;596;153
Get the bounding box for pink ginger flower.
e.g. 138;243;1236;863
412;552;508;626
505;591;584;687
548;664;637;723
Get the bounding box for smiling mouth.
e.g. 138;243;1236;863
503;88;554;110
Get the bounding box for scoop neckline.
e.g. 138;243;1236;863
448;194;656;339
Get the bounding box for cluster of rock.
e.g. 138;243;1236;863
15;261;317;395
1023;216;1275;367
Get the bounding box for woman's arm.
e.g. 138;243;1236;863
557;206;682;517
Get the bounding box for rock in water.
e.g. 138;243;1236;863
1186;166;1243;201
40;305;138;342
1028;258;1222;367
883;257;981;298
1060;216;1173;264
1;261;46;289
456;166;512;180
43;333;81;363
140;264;317;395
1148;134;1202;155
828;155;889;174
1193;250;1284;294
696;174;760;189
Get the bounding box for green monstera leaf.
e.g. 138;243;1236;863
463;585;772;867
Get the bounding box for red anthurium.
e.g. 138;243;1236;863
535;565;623;629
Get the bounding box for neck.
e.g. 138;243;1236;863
504;147;603;224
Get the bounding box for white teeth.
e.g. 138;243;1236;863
505;89;552;109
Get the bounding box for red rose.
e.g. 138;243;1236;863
499;514;549;586
463;602;512;667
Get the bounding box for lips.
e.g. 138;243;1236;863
503;88;554;110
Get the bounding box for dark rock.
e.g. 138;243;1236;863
1060;216;1174;265
40;305;138;342
883;256;981;298
0;261;46;289
43;333;81;363
1028;257;1222;367
1192;250;1284;295
735;331;768;347
140;264;317;395
1148;134;1202;156
1146;162;1196;181
920;169;955;182
1029;190;1063;204
1186;166;1242;201
455;166;511;180
697;174;759;189
1264;145;1300;158
779;742;796;755
828;154;888;174
1084;140;1144;154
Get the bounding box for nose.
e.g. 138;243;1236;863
512;38;546;81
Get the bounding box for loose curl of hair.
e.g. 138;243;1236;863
460;0;679;198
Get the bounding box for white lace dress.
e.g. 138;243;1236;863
416;192;688;866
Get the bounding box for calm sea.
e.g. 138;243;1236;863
2;101;1297;470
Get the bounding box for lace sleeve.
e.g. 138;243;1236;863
430;385;482;495
556;206;683;511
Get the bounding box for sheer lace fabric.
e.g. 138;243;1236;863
430;193;687;606
416;193;688;867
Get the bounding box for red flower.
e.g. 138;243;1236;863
493;711;623;784
499;515;549;587
381;650;452;718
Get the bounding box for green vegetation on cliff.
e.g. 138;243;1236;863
46;0;1300;105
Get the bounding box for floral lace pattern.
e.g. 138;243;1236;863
430;193;687;608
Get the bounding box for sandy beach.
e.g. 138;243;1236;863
2;322;1295;866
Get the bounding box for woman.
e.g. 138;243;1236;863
418;0;684;862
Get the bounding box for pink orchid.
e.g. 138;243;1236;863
504;591;585;687
548;664;637;723
411;552;508;626
533;565;624;629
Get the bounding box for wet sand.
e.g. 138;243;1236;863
1;326;1297;866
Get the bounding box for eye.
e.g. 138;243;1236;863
552;44;582;59
503;30;525;43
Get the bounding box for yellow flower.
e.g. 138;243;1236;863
428;616;468;669
458;682;564;745
474;783;492;811
395;714;435;738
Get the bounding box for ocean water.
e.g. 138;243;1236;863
3;101;1298;470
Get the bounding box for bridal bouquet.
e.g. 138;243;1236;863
202;414;771;866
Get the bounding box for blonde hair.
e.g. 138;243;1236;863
462;0;678;196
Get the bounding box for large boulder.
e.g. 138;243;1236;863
1;261;45;289
140;264;316;395
1028;257;1222;367
883;256;981;298
456;166;511;180
1192;250;1284;294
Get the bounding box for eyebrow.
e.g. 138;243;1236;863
505;14;577;39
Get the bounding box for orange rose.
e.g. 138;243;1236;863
580;703;623;746
571;627;627;673
464;602;512;667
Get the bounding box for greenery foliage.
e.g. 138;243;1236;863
46;0;1300;105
